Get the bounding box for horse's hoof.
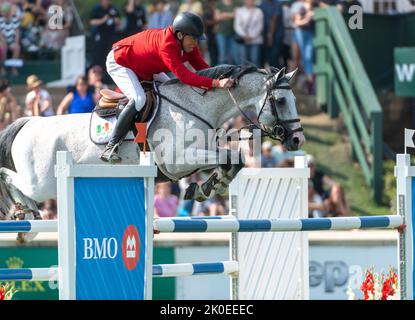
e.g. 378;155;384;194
100;154;122;164
16;232;39;243
184;183;198;200
201;172;219;198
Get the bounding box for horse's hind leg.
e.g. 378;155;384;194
0;167;41;242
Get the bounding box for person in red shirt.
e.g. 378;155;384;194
101;11;235;163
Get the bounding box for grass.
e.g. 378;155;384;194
298;113;391;217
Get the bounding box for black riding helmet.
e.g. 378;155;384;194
172;12;206;41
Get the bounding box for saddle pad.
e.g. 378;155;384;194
89;112;135;145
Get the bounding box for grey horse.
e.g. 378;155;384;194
0;65;304;240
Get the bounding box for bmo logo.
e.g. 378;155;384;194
82;225;140;271
122;225;140;270
83;237;118;259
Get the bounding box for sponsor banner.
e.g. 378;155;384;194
395;47;415;97
0;248;58;300
74;177;146;299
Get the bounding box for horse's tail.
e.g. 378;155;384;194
0;118;31;220
0;117;31;171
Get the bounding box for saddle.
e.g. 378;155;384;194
90;81;159;145
96;81;156;122
98;89;129;109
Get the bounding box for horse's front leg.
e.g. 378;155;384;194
184;149;245;202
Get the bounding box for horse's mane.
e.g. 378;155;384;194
162;64;263;86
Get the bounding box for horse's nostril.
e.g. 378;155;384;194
290;137;300;149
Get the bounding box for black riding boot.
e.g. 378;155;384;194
100;99;138;163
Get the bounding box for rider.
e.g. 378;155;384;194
101;11;235;162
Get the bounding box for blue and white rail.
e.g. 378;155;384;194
0;261;239;281
0;220;57;233
153;261;239;277
0;268;59;281
154;215;404;233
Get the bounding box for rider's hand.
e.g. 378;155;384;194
214;78;235;89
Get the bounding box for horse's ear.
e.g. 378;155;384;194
273;67;286;82
285;68;298;82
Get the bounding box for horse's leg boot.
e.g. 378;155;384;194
184;172;219;202
100;99;138;163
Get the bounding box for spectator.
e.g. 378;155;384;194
292;0;315;94
215;0;236;65
261;140;278;168
89;0;120;74
25;74;54;116
19;0;46;53
39;0;73;52
197;194;228;216
88;65;108;101
234;0;264;66
39;199;57;220
147;0;173;29
308;179;325;218
57;75;96;114
281;0;294;69
0;31;6;76
278;157;294;167
178;0;204;17
154;182;179;218
204;0;219;66
176;173;204;217
271;143;305;166
307;154;349;217
21;0;46;26
259;0;284;69
13;0;24;18
0;79;21;130
0;2;21;75
123;0;147;37
289;0;302;76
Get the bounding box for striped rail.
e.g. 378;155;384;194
0;261;239;281
154;215;404;233
0;216;403;234
0;220;57;233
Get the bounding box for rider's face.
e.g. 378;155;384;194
178;32;198;53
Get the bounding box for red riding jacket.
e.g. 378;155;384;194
112;26;214;90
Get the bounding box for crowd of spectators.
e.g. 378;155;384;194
260;140;350;218
0;0;74;76
88;0;361;92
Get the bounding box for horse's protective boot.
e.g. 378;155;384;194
100;99;138;163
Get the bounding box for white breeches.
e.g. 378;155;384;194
106;49;169;111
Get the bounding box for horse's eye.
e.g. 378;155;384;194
277;97;286;105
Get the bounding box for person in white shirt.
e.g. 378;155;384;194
233;0;264;66
25;75;54;117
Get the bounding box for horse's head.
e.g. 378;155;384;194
257;67;305;151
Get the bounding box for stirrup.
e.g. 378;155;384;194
100;143;122;163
